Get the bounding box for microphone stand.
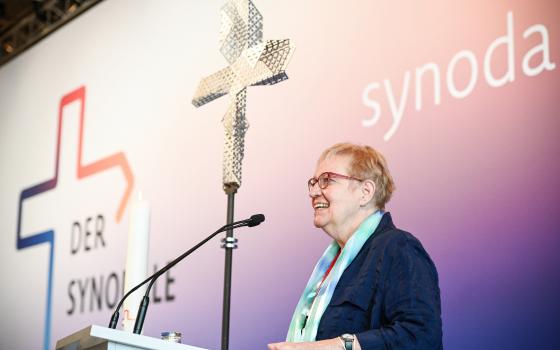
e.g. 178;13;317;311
132;211;251;334
108;215;258;331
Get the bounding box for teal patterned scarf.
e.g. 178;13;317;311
286;211;384;342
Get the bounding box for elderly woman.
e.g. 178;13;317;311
269;143;442;350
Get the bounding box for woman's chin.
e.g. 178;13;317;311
313;213;327;228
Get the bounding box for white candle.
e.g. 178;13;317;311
122;191;151;333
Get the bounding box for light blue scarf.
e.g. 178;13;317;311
286;211;384;342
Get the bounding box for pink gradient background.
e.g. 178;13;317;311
0;0;559;349
204;1;560;349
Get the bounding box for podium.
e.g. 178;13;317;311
55;325;208;350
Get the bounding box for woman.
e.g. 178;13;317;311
269;143;442;350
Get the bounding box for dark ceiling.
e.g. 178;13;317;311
0;1;100;66
0;0;36;34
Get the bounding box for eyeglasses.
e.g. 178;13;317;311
307;172;363;192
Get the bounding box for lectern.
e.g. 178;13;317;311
55;325;207;350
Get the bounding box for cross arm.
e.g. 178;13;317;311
192;66;235;107
251;39;294;86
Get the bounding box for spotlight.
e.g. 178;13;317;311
3;42;13;54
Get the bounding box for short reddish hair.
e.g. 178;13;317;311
319;143;395;210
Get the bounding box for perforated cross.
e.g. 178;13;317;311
192;0;294;194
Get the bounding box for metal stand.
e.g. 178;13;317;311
220;188;238;350
191;2;294;349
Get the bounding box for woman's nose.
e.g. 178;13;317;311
308;183;321;197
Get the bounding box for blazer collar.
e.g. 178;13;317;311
374;211;395;235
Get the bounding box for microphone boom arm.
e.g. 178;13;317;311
108;216;261;330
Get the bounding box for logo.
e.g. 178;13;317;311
16;86;134;350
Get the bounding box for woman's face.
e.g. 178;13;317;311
309;155;364;242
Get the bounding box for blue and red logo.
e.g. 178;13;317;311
16;86;134;350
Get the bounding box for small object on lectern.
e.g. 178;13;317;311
161;331;182;343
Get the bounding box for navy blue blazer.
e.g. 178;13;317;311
315;213;443;350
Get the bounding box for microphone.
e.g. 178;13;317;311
108;214;265;331
247;214;265;227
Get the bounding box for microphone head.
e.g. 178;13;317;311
248;214;265;227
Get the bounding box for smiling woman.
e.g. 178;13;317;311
269;143;442;350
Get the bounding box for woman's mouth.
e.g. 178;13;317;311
314;202;329;209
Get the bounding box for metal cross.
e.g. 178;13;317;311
192;0;294;194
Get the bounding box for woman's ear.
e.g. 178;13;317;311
360;179;376;207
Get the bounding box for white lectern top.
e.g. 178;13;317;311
55;325;208;350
